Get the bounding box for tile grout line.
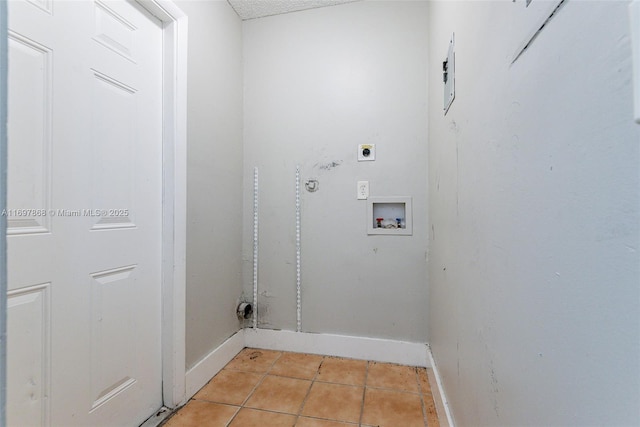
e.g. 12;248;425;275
416;367;429;427
294;354;325;425
224;348;285;427
180;350;435;427
341;382;423;395
225;406;242;427
358;360;370;427
298;414;361;426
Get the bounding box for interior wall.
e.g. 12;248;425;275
175;0;244;370
428;1;640;425
242;1;429;342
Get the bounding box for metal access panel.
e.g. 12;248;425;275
443;33;455;114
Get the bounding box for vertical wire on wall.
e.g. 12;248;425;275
252;167;259;329
295;165;302;332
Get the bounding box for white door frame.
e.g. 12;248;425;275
131;0;188;409
0;2;8;425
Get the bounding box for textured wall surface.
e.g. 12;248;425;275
243;1;429;342
177;0;244;370
428;1;640;425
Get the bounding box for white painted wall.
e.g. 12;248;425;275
428;1;640;425
174;0;244;370
242;1;429;342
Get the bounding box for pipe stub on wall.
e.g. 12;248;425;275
304;179;319;192
237;302;253;320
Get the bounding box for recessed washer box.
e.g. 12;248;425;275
367;197;412;235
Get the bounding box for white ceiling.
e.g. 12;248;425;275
227;0;360;20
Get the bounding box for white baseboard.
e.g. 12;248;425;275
427;345;455;427
244;328;429;367
184;329;245;400
183;328;430;406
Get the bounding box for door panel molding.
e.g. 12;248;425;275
6;31;52;236
89;265;138;411
93;0;137;63
6;283;51;427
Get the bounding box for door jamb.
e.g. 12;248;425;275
135;0;188;409
0;1;8;424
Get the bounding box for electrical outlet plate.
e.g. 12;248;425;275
357;181;369;200
358;144;375;161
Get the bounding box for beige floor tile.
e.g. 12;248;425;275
426;368;445;427
163;400;238;427
224;348;282;373
361;388;425;427
270;352;324;380
417;367;432;394
228;408;297;427
300;382;363;424
194;369;263;405
417;368;440;426
167;350;440;427
367;362;420;393
295;417;358;426
245;375;311;414
423;391;440;427
315;357;367;386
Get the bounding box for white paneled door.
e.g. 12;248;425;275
6;0;163;425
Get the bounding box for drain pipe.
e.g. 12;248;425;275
237;302;253;320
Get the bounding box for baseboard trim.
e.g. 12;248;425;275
184;329;245;400
183;328;431;404
427;345;455;427
244;328;429;367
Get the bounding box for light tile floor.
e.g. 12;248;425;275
162;348;440;427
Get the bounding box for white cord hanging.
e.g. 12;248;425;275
295;165;302;332
252;167;259;329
